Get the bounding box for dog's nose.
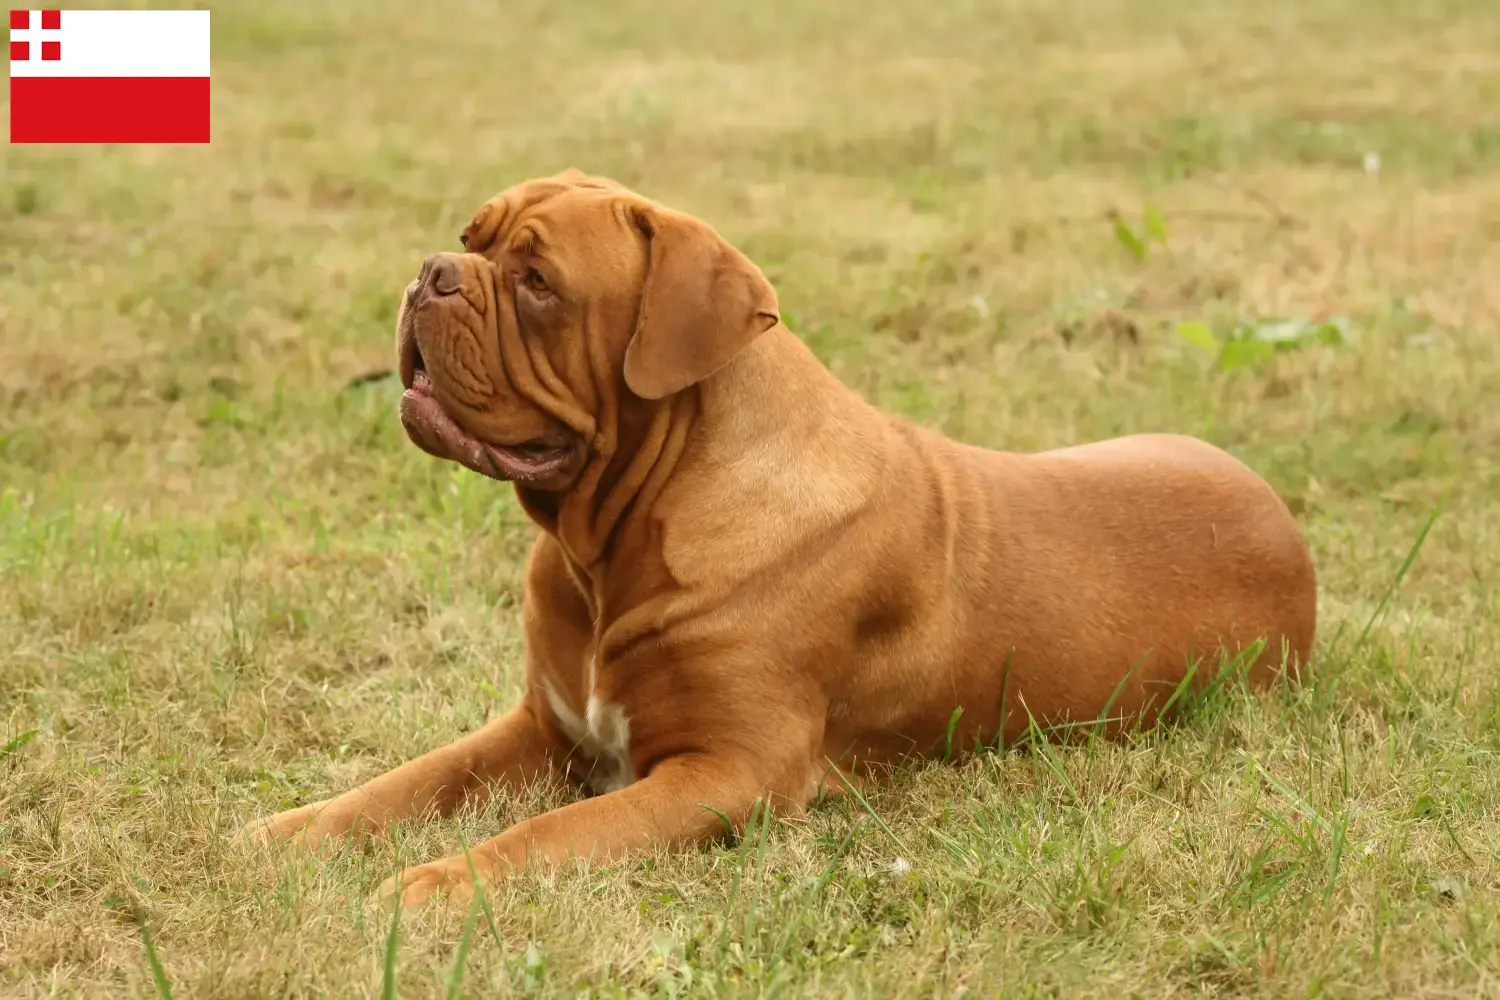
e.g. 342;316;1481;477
422;254;463;297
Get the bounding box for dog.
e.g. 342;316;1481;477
235;170;1317;907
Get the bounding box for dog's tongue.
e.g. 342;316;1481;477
398;373;569;483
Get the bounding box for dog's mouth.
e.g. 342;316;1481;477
399;347;576;485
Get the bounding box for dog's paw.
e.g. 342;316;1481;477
231;799;339;849
374;858;489;910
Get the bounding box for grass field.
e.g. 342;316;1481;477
4;0;1500;995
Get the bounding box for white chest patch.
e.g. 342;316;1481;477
542;681;635;795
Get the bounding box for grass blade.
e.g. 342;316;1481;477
698;802;735;838
813;823;861;893
769;823;862;970
1241;750;1333;837
993;648;1015;755
139;918;173;1000
824;758;910;854
720;801;756;955
744;798;772;942
1090;655;1145;746
1155;656;1200;723
1323;812;1348;906
942;705;964;763
1143;204;1168;243
381;891;401;1000
1112;215;1148;261
457;829;503;948
1355;502;1443;647
0;728;38;761
445;890;482;1000
1020;703;1079;806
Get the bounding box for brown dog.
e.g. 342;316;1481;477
236;170;1317;907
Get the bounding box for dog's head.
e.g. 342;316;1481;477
396;170;779;490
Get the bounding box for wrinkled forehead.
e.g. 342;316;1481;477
461;174;636;258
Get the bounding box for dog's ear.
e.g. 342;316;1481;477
623;205;780;400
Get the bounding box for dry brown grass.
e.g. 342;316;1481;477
3;0;1500;996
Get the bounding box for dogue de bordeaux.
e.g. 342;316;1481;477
236;170;1317;907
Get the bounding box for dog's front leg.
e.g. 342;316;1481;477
377;752;767;907
233;695;570;850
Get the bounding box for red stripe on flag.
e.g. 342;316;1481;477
10;77;211;144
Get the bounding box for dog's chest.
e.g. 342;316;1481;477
542;667;634;795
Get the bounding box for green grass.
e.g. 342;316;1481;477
3;0;1500;995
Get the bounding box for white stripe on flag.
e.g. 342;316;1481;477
9;10;210;78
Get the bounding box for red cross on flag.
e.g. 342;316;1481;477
9;9;210;143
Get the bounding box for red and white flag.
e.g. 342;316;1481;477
9;9;210;143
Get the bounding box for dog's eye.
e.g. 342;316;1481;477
522;268;550;294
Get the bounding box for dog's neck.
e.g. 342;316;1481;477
515;324;889;616
646;327;890;590
513;360;700;601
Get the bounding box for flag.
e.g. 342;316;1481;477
9;9;210;143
